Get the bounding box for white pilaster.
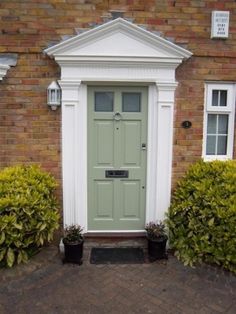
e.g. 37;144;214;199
59;81;87;229
146;85;159;223
154;82;178;221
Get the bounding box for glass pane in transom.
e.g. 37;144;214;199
122;93;141;112
212;90;219;106
212;90;227;107
220;90;227;106
95;92;114;112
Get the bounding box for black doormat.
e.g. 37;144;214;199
90;247;145;264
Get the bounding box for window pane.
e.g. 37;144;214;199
122;93;141;112
206;135;216;155
212;90;227;107
207;114;217;134
217;136;227;155
218;115;228;134
220;90;227;106
212;90;219;106
95;92;114;112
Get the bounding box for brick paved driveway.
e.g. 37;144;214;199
0;244;235;314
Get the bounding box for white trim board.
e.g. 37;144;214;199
45;18;192;232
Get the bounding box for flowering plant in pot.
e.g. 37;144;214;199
62;225;84;265
145;221;168;261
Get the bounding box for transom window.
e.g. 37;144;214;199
122;92;141;112
95;92;114;112
203;83;235;160
94;91;142;112
212;90;227;107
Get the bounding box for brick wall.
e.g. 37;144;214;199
0;0;235;190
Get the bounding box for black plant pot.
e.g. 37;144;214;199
147;236;168;262
63;239;84;265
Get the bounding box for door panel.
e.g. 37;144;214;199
88;86;148;230
95;121;114;165
122;121;141;166
94;180;114;219
121;181;141;218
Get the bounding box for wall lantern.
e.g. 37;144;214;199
47;81;61;110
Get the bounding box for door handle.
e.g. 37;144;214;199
113;112;122;121
142;143;146;150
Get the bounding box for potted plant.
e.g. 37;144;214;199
145;221;168;261
62;225;84;265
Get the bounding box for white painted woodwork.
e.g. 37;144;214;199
202;82;236;161
45;18;192;232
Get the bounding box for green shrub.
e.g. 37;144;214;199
167;160;236;273
0;165;59;267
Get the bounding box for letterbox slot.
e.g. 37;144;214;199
105;170;129;178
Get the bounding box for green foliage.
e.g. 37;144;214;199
0;165;59;267
167;160;236;273
63;225;84;244
145;221;167;240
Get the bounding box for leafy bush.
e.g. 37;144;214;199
0;165;59;267
167;160;236;273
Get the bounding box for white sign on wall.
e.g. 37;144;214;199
211;11;230;39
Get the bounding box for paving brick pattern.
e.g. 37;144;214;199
0;244;235;314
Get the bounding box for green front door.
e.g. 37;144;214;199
88;86;148;230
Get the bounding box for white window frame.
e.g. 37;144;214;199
203;83;236;161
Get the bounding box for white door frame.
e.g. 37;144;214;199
59;78;177;232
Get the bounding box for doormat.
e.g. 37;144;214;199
90;247;145;264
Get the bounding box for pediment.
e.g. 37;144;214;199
45;18;192;62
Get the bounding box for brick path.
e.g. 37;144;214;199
0;241;235;314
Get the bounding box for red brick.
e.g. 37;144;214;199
0;0;235;195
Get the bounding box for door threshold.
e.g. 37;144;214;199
85;231;146;238
84;233;147;249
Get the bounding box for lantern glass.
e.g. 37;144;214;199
47;81;61;108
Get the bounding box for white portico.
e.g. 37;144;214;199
45;18;192;232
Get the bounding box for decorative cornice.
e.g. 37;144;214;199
55;57;182;68
58;80;82;89
156;81;178;90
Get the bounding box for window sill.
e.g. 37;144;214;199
203;155;232;162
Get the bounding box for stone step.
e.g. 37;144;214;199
83;237;147;249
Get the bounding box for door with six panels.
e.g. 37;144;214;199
88;86;148;230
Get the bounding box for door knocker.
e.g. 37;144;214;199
113;112;122;121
